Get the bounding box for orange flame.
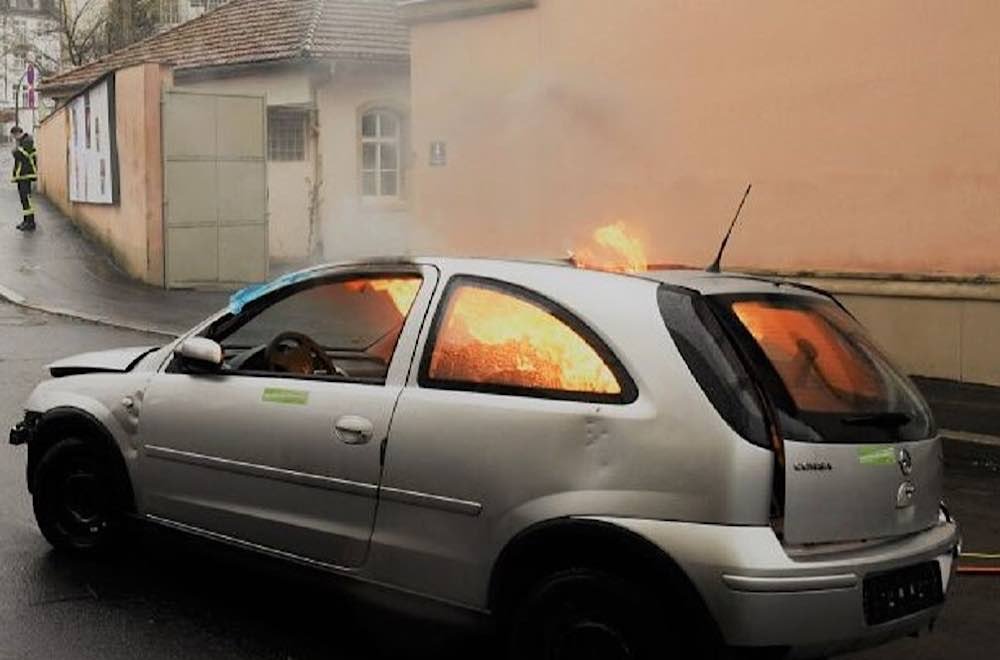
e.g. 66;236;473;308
429;285;621;394
370;278;421;315
344;277;421;316
571;222;647;273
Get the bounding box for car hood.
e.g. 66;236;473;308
48;346;159;378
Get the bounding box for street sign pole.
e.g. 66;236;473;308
13;63;36;131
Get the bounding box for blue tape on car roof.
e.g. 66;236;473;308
228;269;316;314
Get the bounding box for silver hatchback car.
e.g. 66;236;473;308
10;258;959;659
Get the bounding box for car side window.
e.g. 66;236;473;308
210;275;422;383
420;277;635;403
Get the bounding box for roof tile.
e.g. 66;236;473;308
42;0;408;93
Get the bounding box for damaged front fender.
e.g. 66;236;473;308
9;411;40;446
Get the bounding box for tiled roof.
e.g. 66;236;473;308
42;0;409;94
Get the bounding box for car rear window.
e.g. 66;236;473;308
716;294;934;443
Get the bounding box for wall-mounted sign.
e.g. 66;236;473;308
430;140;447;167
68;76;118;204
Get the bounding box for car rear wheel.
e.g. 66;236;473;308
32;437;129;554
508;567;718;660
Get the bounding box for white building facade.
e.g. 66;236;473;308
0;0;60;135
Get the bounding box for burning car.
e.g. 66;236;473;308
10;257;958;659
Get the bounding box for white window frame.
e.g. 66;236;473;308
360;109;402;201
267;107;308;162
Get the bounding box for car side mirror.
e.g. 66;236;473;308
175;337;224;372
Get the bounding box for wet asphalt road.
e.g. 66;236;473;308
1;301;998;659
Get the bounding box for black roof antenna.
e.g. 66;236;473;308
706;183;752;273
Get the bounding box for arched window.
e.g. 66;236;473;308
360;109;400;198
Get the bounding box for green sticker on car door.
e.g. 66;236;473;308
858;445;895;466
262;387;309;405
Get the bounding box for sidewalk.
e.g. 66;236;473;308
0;154;229;337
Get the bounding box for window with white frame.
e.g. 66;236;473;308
267;108;308;161
360;109;401;198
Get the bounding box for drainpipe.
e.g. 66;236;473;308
307;62;332;260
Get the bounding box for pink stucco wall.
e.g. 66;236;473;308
409;0;1000;275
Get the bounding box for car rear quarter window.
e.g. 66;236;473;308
419;277;636;403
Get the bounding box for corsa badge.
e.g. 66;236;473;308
793;461;833;472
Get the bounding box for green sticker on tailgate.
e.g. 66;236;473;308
858;445;895;465
262;387;309;405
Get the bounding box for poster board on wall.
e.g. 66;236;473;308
68;75;119;204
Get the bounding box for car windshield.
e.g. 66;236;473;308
716;295;934;443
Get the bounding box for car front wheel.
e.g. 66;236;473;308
32;437;129;554
508;567;717;660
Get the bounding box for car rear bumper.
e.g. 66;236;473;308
585;516;960;659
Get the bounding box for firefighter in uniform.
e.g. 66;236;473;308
10;126;37;231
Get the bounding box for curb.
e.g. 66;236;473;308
942;432;1000;469
0;282;178;338
941;429;1000;448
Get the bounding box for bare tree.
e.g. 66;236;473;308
50;0;107;67
40;0;167;70
104;0;162;54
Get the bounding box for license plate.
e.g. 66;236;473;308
863;561;944;625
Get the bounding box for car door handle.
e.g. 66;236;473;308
334;415;374;445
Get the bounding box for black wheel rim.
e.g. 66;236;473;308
544;589;637;660
52;459;112;545
553;620;633;660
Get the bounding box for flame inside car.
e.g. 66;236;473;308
570;222;648;273
370;278;421;316
429;284;622;394
343;277;422;316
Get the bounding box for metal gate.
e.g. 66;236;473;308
163;90;268;287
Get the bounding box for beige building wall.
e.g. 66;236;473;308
37;63;170;286
406;0;1000;385
408;0;1000;274
178;67;316;262
315;62;413;261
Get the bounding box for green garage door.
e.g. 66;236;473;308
163;90;268;287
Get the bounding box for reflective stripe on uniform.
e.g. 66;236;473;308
19;150;36;173
15;148;37;178
22;207;34;216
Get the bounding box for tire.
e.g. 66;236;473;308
32;437;130;554
508;567;718;660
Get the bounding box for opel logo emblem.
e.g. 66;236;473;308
897;448;913;476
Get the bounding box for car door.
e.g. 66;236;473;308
368;275;641;604
137;265;437;568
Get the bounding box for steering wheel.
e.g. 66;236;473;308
265;331;347;377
